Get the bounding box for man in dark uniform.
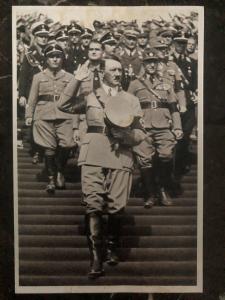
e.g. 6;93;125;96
66;22;84;74
25;43;76;193
119;28;143;74
128;50;183;208
171;31;197;175
137;29;150;53
77;28;93;67
58;58;145;279
18;21;49;164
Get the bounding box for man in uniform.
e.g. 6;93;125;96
18;21;49;164
128;50;183;208
171;31;197;175
58;39;105;143
58;58;145;279
77;28;93;66
119;28;143;89
25;43;76;193
66;21;84;74
152;37;187;114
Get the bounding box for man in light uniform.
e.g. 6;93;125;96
58;58;145;279
128;50;183;208
25;43;76;193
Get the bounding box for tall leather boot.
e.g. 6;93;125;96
140;168;156;208
45;155;56;194
106;211;123;266
158;160;173;206
85;212;104;279
55;147;70;189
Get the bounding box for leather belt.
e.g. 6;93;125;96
87;126;109;135
141;100;169;109
38;94;60;102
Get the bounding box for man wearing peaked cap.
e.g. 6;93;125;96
77;28;93;67
66;22;84;74
31;21;49;37
128;49;183;208
25;42;76;194
119;27;143;90
137;29;150;53
57;58;146;279
171;30;198;176
55;27;69;50
99;31;118;59
157;26;177;47
18;21;49;165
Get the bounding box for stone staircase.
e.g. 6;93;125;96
17;126;197;287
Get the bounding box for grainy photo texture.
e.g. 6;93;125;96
13;5;203;294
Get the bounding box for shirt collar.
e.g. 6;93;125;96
101;82;119;96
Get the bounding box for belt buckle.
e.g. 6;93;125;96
151;100;157;109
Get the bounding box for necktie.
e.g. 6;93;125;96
93;68;101;90
108;88;112;96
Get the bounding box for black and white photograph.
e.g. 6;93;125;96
13;5;203;294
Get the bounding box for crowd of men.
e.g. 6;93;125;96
16;11;198;278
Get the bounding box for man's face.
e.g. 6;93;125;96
174;41;187;54
81;36;92;47
104;59;122;87
186;38;197;54
144;60;158;75
124;35;137;50
35;34;48;47
138;37;148;47
88;42;103;61
46;53;63;70
57;39;69;51
69;32;81;45
104;42;117;56
155;47;168;59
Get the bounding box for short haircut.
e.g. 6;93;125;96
88;39;103;50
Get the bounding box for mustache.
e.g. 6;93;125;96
114;75;121;80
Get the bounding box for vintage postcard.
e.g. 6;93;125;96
13;5;204;294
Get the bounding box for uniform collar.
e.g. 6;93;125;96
44;68;65;79
124;47;137;57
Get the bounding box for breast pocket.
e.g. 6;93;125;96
39;80;51;94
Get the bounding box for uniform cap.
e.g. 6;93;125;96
68;22;83;34
105;96;134;128
55;27;69;41
99;31;117;45
142;49;158;61
173;31;188;43
157;26;177;37
124;28;139;38
80;28;93;38
31;21;49;36
151;37;168;48
93;20;104;28
44;42;64;57
138;28;149;38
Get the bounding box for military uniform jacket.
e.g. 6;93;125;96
158;60;186;108
65;45;89;74
18;44;45;99
128;75;182;130
119;47;143;76
78;87;143;170
171;53;197;93
26;68;76;121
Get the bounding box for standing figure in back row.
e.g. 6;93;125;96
128;50;183;208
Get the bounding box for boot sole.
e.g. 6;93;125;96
88;270;105;279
